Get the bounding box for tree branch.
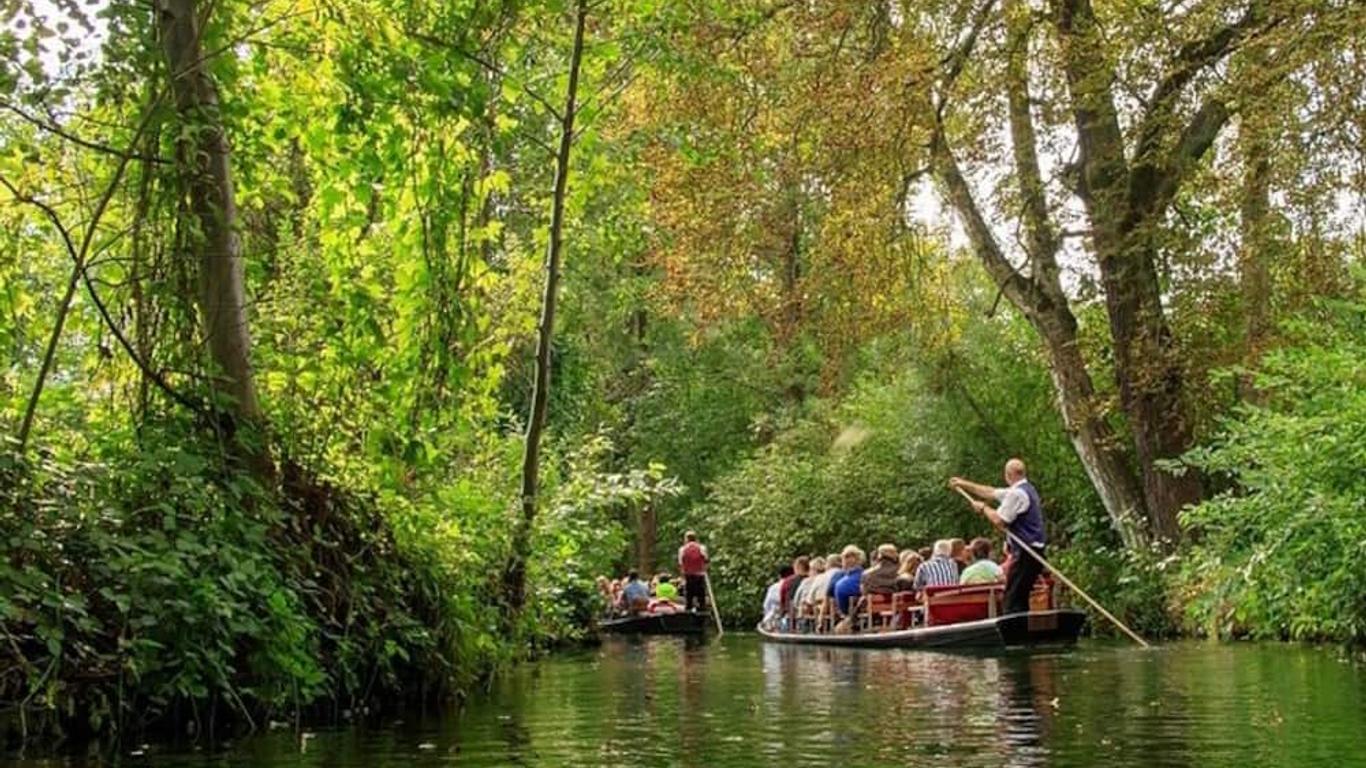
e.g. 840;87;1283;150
1130;95;1231;225
937;0;999;117
1050;0;1130;217
1132;2;1269;166
405;28;565;122
0;102;171;164
930;125;1048;316
1003;0;1061;290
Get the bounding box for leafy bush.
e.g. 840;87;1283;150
524;433;681;643
1050;540;1180;638
1176;292;1366;642
0;420;520;740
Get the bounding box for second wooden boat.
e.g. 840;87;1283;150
599;611;710;635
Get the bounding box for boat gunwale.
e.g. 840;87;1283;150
755;609;1084;647
598;611;710;635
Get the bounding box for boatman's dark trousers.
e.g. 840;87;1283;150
1005;545;1045;615
685;574;707;612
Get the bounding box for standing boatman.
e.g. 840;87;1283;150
678;531;710;613
950;458;1046;615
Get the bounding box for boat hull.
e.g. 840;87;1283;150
599;611;710;636
756;609;1086;649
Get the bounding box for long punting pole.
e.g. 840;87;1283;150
954;486;1150;648
704;572;724;638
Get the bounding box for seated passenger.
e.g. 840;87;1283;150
779;556;809;624
949;538;969;577
654;573;679;602
794;556;827;617
959;538;1004;584
810;552;843;624
622;570;651;614
913;540;960;591
823;552;846;604
833;545;866;616
896;551;923;593
861;544;900;595
762;565;794;628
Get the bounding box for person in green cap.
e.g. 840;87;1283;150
654;573;679;602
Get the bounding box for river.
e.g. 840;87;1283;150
17;636;1366;766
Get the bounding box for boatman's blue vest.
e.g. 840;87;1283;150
1010;480;1046;553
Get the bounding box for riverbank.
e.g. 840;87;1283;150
0;424;622;750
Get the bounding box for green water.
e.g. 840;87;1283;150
18;636;1366;767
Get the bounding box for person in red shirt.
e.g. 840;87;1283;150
677;531;710;613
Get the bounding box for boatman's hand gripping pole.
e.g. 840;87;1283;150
953;486;1150;648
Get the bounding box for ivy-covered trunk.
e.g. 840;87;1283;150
158;0;270;474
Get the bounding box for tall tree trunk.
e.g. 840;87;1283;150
159;0;269;473
1053;0;1207;542
928;0;1150;546
1237;73;1274;404
930;131;1149;548
636;503;657;576
1037;315;1150;549
503;0;588;611
1095;238;1199;542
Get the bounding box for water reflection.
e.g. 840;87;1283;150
14;638;1366;768
755;643;1065;767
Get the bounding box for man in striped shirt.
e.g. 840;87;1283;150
912;539;959;590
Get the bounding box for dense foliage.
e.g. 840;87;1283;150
2;0;1365;750
1176;288;1366;642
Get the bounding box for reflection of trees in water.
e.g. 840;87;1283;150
758;646;1058;767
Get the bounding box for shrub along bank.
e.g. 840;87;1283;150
0;422;650;747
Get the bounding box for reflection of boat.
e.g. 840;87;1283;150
757;610;1087;649
599;611;710;635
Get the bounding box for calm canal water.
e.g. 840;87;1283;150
19;636;1366;767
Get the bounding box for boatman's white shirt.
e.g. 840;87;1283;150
993;479;1031;524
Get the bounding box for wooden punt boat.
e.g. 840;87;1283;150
758;580;1086;650
756;608;1086;649
599;610;710;636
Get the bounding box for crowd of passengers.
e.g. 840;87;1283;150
760;537;1005;633
596;571;692;617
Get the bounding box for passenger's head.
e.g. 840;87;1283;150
810;556;827;573
876;544;898;564
779;564;795;579
793;555;810;575
658;573;672;584
826;553;841;569
628;569;640;582
918;547;932;560
899;551;923;575
1004;458;1027;484
684;530;697;543
932;539;952;558
950;538;967;562
841;545;866;568
970;537;993;562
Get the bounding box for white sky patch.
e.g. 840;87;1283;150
12;0;111;80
